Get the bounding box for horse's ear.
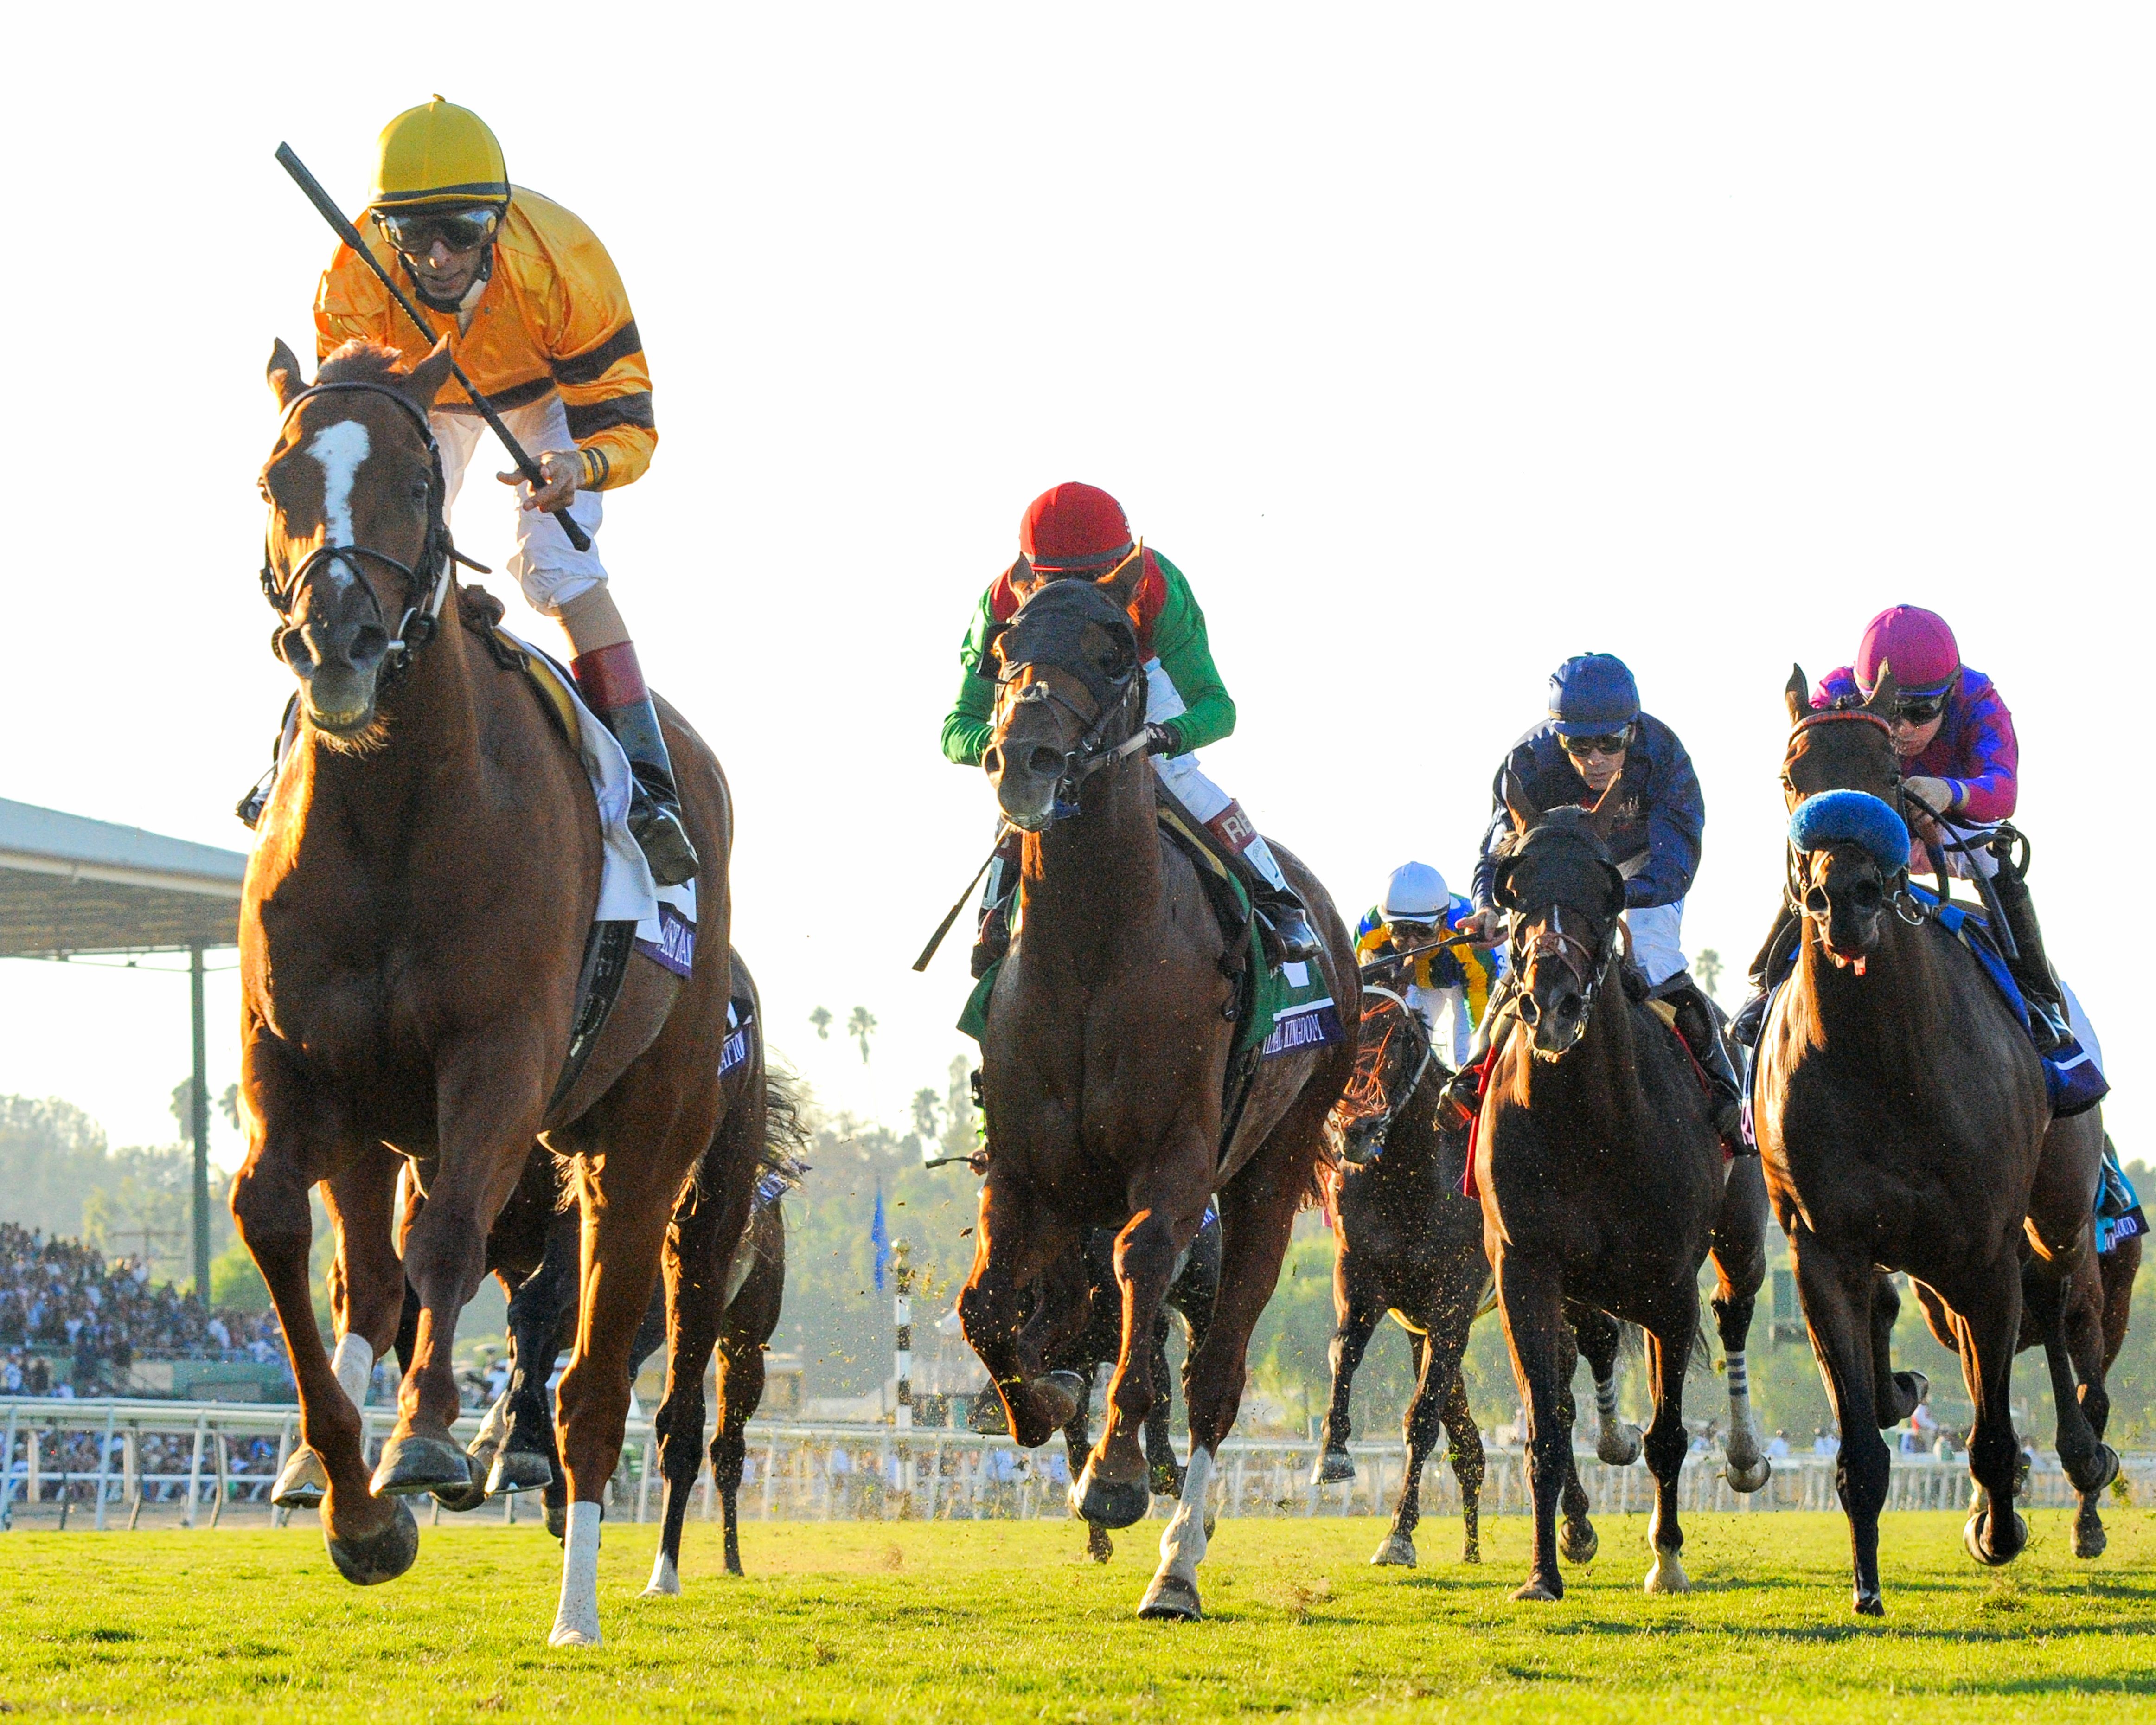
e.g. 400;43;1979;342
403;336;457;413
1785;664;1810;725
267;339;308;410
1095;544;1147;610
1865;661;1900;716
1500;766;1538;838
1491;856;1521;912
1600;862;1628;921
1582;775;1625;843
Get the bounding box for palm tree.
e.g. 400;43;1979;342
808;1006;832;1041
1694;948;1724;1001
847;1006;878;1064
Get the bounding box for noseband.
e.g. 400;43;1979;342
259;380;488;678
1779;705;1935;925
1512;902;1613;1025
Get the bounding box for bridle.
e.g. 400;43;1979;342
1511;901;1616;1034
992;580;1151;814
1337;984;1441;1162
258;380;488;680
1779;705;1931;931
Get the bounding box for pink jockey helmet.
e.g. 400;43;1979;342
1854;605;1959;697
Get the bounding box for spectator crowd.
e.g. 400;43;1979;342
0;1221;284;1395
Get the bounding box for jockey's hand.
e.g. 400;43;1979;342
1460;908;1505;947
497;449;583;514
1144;723;1183;757
1902;776;1955;821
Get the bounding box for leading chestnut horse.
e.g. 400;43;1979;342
236;338;734;1647
1754;666;2111;1615
962;569;1357;1620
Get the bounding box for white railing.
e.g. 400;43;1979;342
3;1397;2147;1529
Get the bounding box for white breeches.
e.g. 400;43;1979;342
1624;898;1687;989
431;395;607;616
1143;658;1291;894
1407;982;1473;1067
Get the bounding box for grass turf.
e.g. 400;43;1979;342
3;1508;2153;1720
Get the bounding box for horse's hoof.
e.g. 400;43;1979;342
1137;1573;1202;1620
1036;1371;1086;1428
1561;1519;1599;1565
1887;1371;1929;1425
642;1552;681;1598
371;1432;471;1498
548;1624;601;1649
1964;1508;2027;1567
2073;1509;2108;1561
2067;1443;2121;1498
1644;1545;1690;1595
270;1444;330;1510
1087;1528;1113;1565
1512;1575;1561;1603
1854;1589;1885;1617
1370;1532;1417;1567
1311;1448;1357;1487
545;1501;569;1543
966;1394;1010;1436
1726;1456;1772;1494
323;1498;419;1587
1073;1467;1152;1532
1150;1462;1186;1498
1598;1422;1643;1467
486;1444;557;1497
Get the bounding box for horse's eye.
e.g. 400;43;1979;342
409;480;429;502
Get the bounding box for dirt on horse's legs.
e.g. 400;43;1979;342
1078;1207;1183;1526
1497;1255;1571;1601
1958;1254;2030;1569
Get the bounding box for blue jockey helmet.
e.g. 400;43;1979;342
1548;653;1641;736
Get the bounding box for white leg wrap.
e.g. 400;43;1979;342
550;1501;604;1647
1595;1373;1621;1425
1725;1351;1758;1448
330;1334;374;1412
1156;1448;1215;1584
642;1548;681;1598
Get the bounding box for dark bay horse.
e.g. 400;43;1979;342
1321;985;1640;1569
962;569;1357;1619
1478;794;1771;1602
238;339;733;1647
1754;667;2111;1614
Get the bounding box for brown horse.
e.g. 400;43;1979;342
961;570;1357;1619
1753;667;2111;1615
1478;795;1772;1603
1321;985;1641;1569
236;338;733;1647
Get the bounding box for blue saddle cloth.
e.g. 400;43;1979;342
1908;886;2109;1119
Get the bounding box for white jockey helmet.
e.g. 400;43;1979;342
1382;861;1449;925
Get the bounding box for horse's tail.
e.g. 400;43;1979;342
760;1062;813;1181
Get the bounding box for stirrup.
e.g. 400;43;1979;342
627;790;699;887
2026;995;2070;1057
1264;904;1322;962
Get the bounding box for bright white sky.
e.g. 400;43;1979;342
0;6;2147;1170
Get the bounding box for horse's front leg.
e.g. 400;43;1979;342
1496;1250;1571;1602
1372;1326;1436;1567
377;1055;546;1503
1440;1364;1486;1564
1954;1251;2031;1571
646;1220;727;1597
232;1036;415;1584
1709;1157;1772;1492
1791;1225;1891;1613
1075;1205;1188;1531
321;1147;407;1407
958;1168;1083;1449
1571;1305;1642;1464
1640;1289;1700;1596
1312;1278;1379;1487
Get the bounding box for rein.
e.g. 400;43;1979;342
1341;985;1440;1160
1513;903;1612;1016
259;379;489;680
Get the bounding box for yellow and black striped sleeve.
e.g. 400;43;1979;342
534;212;655;489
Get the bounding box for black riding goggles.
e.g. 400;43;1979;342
1559;731;1630;759
375;205;504;257
1890;694;1948;725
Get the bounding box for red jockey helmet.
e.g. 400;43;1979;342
1855;604;1960;698
1019;482;1135;575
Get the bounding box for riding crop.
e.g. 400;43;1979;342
273;142;594;552
1356;927;1487;982
911;825;1011;973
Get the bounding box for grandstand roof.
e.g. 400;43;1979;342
0;797;248;958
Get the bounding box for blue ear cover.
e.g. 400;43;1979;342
1787;789;1911;872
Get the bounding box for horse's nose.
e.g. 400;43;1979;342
1025;744;1062;778
287;614;388;680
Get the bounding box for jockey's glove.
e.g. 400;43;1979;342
1145;723;1184;758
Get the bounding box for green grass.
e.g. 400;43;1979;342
3;1510;2154;1720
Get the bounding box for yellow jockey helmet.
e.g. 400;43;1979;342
371;97;509;211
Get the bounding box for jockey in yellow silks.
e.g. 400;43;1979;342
309;97;693;885
1354;863;1497;1067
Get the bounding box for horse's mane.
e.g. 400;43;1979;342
316;340;414;385
1503;804;1611;861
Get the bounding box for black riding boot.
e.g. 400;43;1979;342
592;697;699;887
1229;858;1321;962
1657;975;1747;1143
971;831;1024;978
1985;837;2069;1055
1731;898;1802;1049
1436;972;1516;1128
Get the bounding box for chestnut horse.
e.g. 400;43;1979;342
237;339;732;1647
1321;985;1641;1570
1478;795;1772;1603
1754;667;2111;1615
963;570;1357;1620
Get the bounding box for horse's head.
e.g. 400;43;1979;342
1778;665;1914;973
981;558;1145;831
1491;787;1627;1059
1329;987;1441;1166
259;337;457;742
